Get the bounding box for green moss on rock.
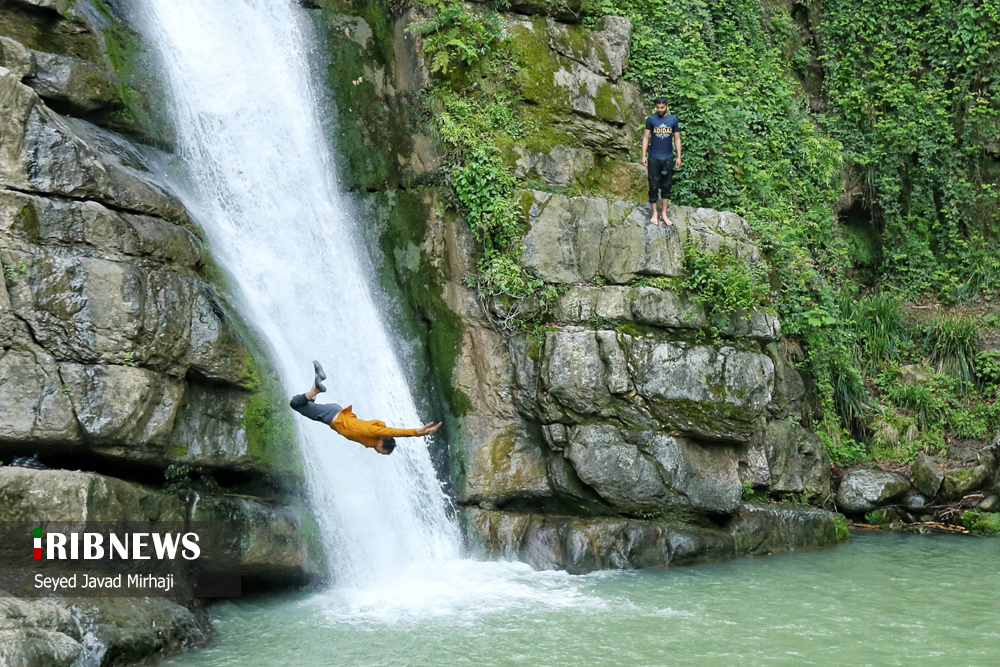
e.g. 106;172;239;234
377;192;470;416
242;354;302;478
961;509;1000;536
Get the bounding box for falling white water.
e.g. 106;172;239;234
128;0;460;586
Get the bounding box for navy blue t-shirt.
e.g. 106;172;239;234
645;113;680;160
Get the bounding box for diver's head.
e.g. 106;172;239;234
376;437;397;455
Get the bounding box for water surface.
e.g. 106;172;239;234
165;533;998;667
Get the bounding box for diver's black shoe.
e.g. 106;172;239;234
313;360;327;393
11;454;47;470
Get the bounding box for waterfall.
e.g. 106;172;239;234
129;0;460;587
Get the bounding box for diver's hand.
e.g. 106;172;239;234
416;422;442;436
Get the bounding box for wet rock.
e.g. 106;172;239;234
0;598;82;667
546;16;632;80
902;492;928;508
765;343;806;419
191;495;322;586
624;336;773;441
520;191;629;283
25;50;120;114
765;420;831;498
509;18;642;127
514;144;595;188
911;451;944;498
540;328;613;416
836;468;910;512
0;36;36;79
0;69;187;224
60;362;183;445
0;189;203;268
521;192;763;285
4;244;246;382
730;504;848;556
976;495;999;512
466;508;737;573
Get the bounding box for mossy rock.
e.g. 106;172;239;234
960;510;1000;536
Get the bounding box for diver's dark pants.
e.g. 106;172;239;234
647;158;674;204
290;394;343;425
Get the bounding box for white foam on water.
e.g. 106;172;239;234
309;559;606;625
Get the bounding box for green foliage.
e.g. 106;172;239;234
821;427;869;466
409;4;505;74
242;355;299;474
922;315;980;386
413;3;545;307
842;293;905;370
819;0;1000;300
2;260;28;283
832;513;851;541
975;349;1000;392
590;0;999;465
681;242;770;320
960;509;1000;536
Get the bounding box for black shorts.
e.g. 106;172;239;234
647;158;674;203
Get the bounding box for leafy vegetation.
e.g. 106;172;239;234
405;0;1000;463
960;509;1000;536
409;4;539;303
592;0;1000;462
681;242;770;323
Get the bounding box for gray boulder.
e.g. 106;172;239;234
462;421;554;506
563;425;743;513
765;420;831;498
836;468;910;512
0;348;80;444
26;50;120;114
191;494;322;586
941;464;993;500
0;37;35;79
729;504;848;556
521;191;764;286
4;244;247;382
911;451;944;498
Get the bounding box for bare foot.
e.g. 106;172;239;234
661;214;674;226
649;212;659;226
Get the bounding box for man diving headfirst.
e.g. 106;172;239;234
289;361;442;455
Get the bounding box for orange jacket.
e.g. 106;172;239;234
330;405;418;449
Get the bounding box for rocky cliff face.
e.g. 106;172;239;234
0;1;318;662
310;0;847;574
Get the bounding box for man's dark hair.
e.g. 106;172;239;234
654;96;669;106
381;437;397;454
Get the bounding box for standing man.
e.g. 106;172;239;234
641;96;682;226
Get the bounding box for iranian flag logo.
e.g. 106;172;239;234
34;527;41;559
